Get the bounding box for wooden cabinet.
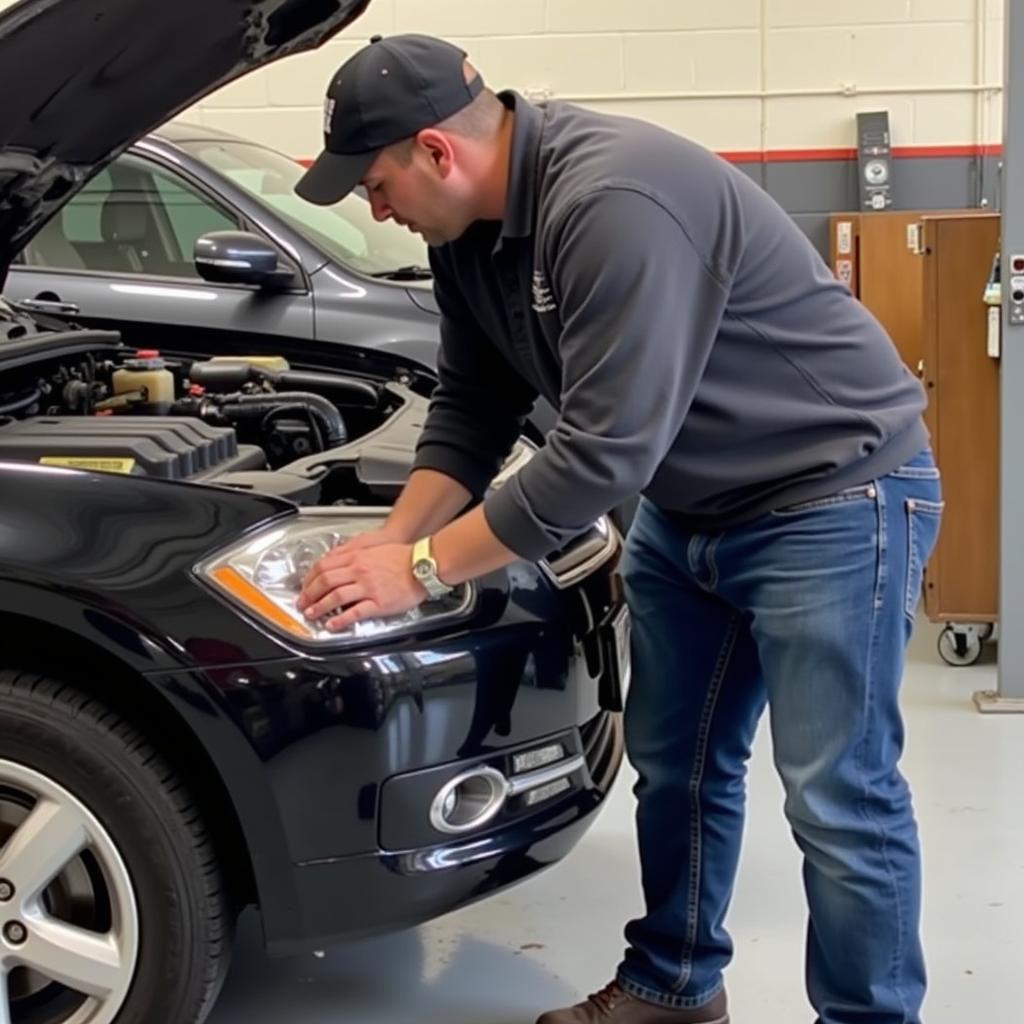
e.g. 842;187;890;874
829;211;1001;655
920;214;1001;627
829;210;993;374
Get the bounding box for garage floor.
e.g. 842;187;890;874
208;619;1024;1024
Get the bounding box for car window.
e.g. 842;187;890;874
181;139;428;277
62;168;113;244
150;168;239;265
19;154;239;279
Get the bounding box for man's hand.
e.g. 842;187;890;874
298;540;427;632
297;500;521;633
323;526;404;559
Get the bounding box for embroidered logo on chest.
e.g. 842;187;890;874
531;270;557;314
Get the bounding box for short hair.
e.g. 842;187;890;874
386;63;504;165
437;84;505;139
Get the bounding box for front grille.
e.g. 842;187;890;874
581;710;620;787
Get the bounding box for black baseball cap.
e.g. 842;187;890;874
295;34;485;206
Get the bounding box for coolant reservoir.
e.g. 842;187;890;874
112;349;175;404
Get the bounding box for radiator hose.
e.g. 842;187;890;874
172;391;348;447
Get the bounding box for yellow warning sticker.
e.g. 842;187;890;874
39;457;136;474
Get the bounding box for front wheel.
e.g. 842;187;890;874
0;670;233;1024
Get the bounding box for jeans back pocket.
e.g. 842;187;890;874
905;497;944;621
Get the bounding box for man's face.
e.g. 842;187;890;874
360;138;474;247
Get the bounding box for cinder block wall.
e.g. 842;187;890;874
1;0;1006;254
186;0;1005;254
188;2;1004;155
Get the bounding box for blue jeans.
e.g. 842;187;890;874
616;450;943;1024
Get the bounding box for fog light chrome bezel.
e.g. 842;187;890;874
429;766;510;835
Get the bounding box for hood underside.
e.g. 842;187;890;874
0;0;369;278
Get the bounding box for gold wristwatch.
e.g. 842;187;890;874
411;537;454;600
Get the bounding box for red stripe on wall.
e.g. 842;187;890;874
736;144;1001;163
715;150;764;164
890;143;1003;158
295;144;1001;167
762;147;858;162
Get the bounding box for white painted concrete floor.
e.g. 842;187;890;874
208;619;1024;1024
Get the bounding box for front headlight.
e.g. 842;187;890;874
194;509;474;646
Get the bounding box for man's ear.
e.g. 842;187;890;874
415;128;455;179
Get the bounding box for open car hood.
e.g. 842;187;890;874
0;0;370;282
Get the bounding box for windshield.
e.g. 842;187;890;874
179;139;429;278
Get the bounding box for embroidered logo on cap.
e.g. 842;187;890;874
323;96;336;135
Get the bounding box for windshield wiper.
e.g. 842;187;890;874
370;265;433;281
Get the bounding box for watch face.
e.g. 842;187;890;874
413;559;431;580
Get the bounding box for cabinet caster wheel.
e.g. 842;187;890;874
938;625;984;667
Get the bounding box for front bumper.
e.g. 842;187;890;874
174;555;627;863
147;533;628;953
266;708;623;955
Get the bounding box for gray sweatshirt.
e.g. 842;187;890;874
412;92;929;561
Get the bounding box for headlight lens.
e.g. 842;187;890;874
194;509;474;646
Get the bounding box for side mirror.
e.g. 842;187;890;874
194;231;296;289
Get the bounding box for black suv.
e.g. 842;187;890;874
0;3;627;1023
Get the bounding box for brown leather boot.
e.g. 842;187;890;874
535;981;729;1024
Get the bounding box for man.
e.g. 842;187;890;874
295;33;943;1024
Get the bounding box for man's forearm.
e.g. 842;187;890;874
384;469;472;542
389;470;520;586
431;505;520;586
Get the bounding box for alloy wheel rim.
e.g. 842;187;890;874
0;759;139;1024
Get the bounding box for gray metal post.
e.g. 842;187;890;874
975;0;1024;712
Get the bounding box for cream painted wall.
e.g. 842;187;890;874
185;0;1006;159
0;0;1005;157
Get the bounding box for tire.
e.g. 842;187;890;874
0;669;233;1024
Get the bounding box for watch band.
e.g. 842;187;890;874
411;536;454;599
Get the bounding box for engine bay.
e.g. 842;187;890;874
0;314;431;507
